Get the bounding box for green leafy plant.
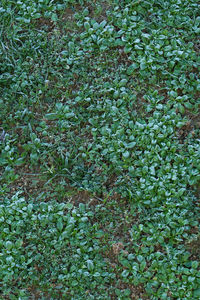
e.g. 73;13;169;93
0;0;199;298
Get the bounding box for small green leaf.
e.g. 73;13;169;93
126;142;136;149
15;239;23;248
121;269;129;278
127;64;138;75
191;261;199;269
140;260;146;271
123;151;130;159
5;241;13;250
87;260;94;271
45;113;58;120
51;13;58;22
57;218;63;232
119;79;128;87
194;289;200;297
84;22;90;30
137;255;144;263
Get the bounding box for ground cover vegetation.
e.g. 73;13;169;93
0;0;200;299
